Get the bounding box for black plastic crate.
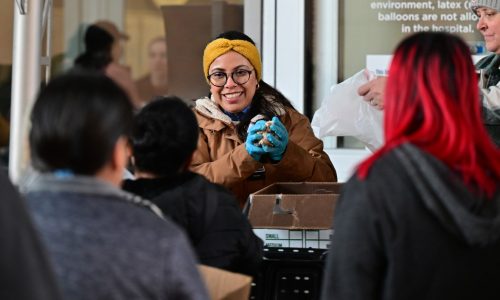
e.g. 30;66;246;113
250;247;328;300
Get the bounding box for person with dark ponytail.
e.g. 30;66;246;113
74;24;114;70
321;32;500;300
191;31;337;207
74;21;142;108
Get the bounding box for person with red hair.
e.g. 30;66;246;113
321;32;500;300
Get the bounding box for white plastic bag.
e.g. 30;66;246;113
480;85;500;124
311;69;384;152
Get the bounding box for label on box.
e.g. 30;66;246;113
253;228;333;249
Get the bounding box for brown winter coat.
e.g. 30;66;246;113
190;97;337;207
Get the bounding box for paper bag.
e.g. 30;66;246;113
198;265;252;300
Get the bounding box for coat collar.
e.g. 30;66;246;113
194;94;286;129
195;96;234;126
20;171;165;218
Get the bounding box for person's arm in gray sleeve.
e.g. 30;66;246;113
0;172;62;300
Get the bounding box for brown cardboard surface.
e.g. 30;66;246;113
198;265;252;300
248;182;342;229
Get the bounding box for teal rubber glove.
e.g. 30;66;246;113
245;120;267;161
263;116;289;161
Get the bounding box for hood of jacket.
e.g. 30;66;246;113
394;143;500;246
21;171;165;218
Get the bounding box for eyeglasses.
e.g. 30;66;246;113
207;69;254;87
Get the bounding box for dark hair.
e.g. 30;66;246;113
131;96;199;176
215;30;255;42
30;70;133;175
212;30;295;141
358;32;500;196
74;25;114;70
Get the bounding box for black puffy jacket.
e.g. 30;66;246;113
123;171;263;276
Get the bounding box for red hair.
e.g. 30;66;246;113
358;32;500;196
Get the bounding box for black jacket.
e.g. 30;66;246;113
0;171;62;300
123;172;263;276
321;143;500;300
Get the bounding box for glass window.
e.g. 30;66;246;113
125;0;244;101
340;0;482;80
314;0;483;150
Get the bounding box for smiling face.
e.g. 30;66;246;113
476;7;500;54
208;51;258;113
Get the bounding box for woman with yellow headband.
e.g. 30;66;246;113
191;31;337;207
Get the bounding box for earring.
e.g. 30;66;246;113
256;83;260;89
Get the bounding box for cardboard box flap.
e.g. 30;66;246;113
198;265;252;300
254;182;342;195
248;182;341;229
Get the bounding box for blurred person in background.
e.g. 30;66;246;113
74;20;143;108
135;37;169;103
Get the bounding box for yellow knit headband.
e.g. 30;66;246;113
203;38;262;84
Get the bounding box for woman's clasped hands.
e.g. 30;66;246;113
245;116;289;162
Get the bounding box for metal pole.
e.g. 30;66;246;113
42;0;53;83
9;0;43;183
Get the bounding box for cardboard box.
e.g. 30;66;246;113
198;265;252;300
248;182;341;249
